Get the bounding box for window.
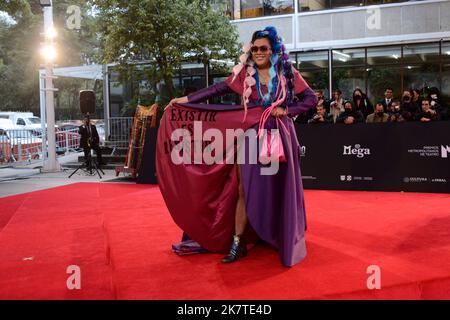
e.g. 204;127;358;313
365;0;404;6
264;0;294;16
297;0;419;13
367;46;402;103
16;118;26;126
212;0;234;19
241;0;264;18
180;64;207;94
296;50;330;97
298;0;330;12
333;49;366;100
28;117;41;124
442;42;450;107
331;0;364;9
403;43;440;92
241;0;294;19
333;48;365;67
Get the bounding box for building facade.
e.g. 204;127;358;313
106;0;450;119
221;0;450;101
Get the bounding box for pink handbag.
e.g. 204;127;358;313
258;118;287;164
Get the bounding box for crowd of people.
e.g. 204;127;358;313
295;87;449;125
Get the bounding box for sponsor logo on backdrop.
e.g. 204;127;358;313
403;177;428;183
353;176;374;181
407;145;450;158
302;175;317;180
442;145;450;158
341;175;373;182
343;144;371;158
404;177;447;183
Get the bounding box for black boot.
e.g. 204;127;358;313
222;235;247;263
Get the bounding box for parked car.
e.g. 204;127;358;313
58;123;79;132
0;118;15;130
0;112;42;130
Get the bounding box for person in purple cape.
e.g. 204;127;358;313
163;26;317;267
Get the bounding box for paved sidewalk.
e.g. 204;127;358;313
0;153;135;198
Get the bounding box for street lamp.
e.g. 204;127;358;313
44;26;57;39
40;44;57;61
39;0;60;172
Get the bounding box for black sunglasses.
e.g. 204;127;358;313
250;45;271;53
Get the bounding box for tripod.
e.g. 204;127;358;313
68;148;105;179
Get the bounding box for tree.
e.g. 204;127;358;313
93;0;240;105
0;0;33;19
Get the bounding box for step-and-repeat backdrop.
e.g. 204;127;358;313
296;122;450;193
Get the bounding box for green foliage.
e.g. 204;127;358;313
0;0;33;19
93;0;240;106
0;1;101;118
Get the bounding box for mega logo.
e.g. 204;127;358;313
441;145;450;158
343;144;371;158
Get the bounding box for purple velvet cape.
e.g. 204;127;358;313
157;67;317;266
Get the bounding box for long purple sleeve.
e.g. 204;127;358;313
287;87;318;117
187;81;233;103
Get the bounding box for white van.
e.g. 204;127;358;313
0;118;15;130
0;112;42;130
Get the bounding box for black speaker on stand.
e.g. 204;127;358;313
79;90;96;116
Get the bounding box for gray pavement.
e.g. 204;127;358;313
0;152;135;198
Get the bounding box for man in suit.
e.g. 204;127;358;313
79;115;105;166
379;87;394;112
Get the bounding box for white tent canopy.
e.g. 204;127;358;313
50;64;104;80
39;64;111;140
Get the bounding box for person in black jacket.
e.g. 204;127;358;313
308;104;333;124
352;88;373;119
336;101;365;125
415;99;440;122
79;115;105;166
378;87;394;112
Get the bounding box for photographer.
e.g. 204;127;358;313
401;90;418;121
387;100;405;122
428;87;447;120
336;101;364;125
308;104;332;124
295;89;327;123
79;115;105;166
415;99;440;122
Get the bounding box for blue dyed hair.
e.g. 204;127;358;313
250;26;295;107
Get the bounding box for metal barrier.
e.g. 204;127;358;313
56;127;81;154
107;117;133;154
0;128;81;167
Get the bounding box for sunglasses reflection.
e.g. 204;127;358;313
251;45;271;53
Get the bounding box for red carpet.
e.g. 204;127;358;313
0;183;449;299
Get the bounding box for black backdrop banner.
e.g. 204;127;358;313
296;121;450;193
